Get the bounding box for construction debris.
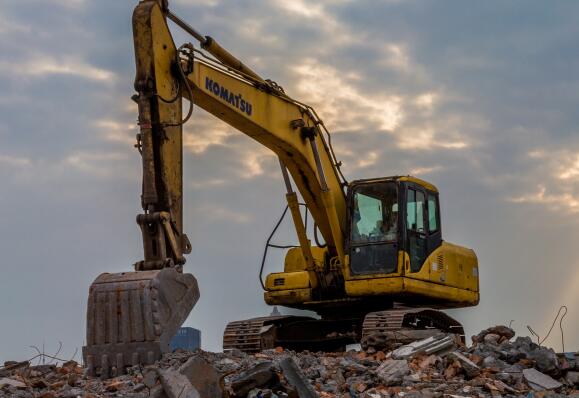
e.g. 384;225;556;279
375;359;410;386
523;368;563;391
0;325;577;397
279;357;318;398
391;333;457;359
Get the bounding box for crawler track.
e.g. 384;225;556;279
223;308;464;353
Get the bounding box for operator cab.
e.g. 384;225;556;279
265;175;478;309
347;176;441;276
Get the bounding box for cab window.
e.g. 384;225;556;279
428;194;439;232
406;189;425;233
351;183;398;244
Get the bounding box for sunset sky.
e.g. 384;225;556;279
0;0;577;361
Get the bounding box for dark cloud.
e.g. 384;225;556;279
0;0;577;361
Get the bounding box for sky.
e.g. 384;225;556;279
0;0;578;363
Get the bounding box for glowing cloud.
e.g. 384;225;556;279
0;56;115;82
292;59;403;133
509;185;579;213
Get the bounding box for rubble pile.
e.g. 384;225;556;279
1;325;577;398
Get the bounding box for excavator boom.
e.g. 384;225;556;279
83;0;350;376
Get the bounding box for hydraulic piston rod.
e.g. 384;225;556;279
167;11;265;83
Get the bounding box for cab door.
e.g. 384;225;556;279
347;181;400;276
405;185;427;272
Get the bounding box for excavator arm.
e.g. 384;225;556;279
83;0;349;376
133;0;348;274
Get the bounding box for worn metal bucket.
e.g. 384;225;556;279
82;268;199;378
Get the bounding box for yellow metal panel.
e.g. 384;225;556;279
345;277;404;296
265;271;311;291
264;288;312;306
284;246;327;273
403;278;479;306
151;7;184;234
133;2;184;233
398;176;438;192
344;243;479;305
344;251;405;280
444;242;478;291
406;242;479;292
284;192;317;288
345;276;478;307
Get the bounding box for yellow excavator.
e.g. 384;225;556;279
83;0;479;377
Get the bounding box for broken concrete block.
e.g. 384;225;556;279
392;334;456;359
473;325;515;344
179;356;224;398
230;361;277;398
565;371;579;387
444;359;461;379
0;361;30;377
362;329;442;352
528;347;560;376
448;352;480;378
143;367;160;389
0;377;27;389
522;368;563;391
481;355;508;370
375;359;410;386
418;354;440;370
279;357;318;398
483;333;501;344
158;368;200;398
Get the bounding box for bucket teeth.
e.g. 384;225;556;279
83;268;199;378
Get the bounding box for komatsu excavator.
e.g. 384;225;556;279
83;0;479;377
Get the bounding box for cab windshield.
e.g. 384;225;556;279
351;182;398;244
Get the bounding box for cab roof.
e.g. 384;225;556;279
349;176;439;193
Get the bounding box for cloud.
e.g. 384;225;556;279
190;178;227;189
239;149;277;179
95;120;137;146
291;59;403;133
64;151;130;178
0;16;30;34
356;151;378;169
184;113;234;154
504;149;579;215
273;0;355;48
509;185;579;214
0;56;115;82
557;154;579;181
237;19;281;46
409;165;443;176
173;0;220;7
397;127;468;151
380;44;411;71
287;51;473;155
275;0;325;19
0;155;32;168
414;92;438;111
194;204;251;223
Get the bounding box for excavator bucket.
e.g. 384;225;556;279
82;268;199;378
